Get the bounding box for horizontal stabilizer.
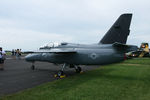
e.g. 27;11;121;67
113;42;128;47
113;42;138;53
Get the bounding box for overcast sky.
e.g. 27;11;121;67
0;0;150;50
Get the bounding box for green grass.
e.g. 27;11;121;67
1;58;150;100
5;52;11;56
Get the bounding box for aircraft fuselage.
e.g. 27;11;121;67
25;43;125;65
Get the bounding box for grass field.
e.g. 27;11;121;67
1;58;150;100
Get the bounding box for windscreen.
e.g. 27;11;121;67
39;42;60;49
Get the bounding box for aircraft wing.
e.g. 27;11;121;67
34;48;76;53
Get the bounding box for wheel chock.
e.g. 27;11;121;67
54;74;66;78
54;74;58;78
60;75;66;78
80;71;84;74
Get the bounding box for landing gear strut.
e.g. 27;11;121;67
31;62;35;70
55;63;67;78
54;64;83;78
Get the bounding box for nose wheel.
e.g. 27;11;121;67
31;62;35;70
31;65;35;70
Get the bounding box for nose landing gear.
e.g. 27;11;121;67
31;62;35;70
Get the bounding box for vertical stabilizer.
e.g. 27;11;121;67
99;13;132;44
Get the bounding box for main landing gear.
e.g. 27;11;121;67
30;63;83;78
75;65;82;73
54;63;83;78
54;63;67;78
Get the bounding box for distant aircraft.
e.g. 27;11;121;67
126;43;150;58
25;13;138;78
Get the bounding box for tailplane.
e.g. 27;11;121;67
99;13;132;44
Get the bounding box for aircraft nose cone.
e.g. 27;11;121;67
25;54;40;62
25;54;34;62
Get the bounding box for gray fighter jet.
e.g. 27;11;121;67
25;13;138;77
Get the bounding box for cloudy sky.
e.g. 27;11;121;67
0;0;150;50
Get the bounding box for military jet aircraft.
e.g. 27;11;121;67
25;13;138;77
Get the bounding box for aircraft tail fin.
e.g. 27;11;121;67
99;13;132;44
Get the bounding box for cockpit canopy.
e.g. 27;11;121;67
39;42;68;49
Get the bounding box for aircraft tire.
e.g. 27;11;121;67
57;70;64;76
75;67;81;73
31;65;35;70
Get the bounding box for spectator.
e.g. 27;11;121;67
14;49;17;56
11;49;15;56
0;47;6;70
19;49;22;56
16;49;20;59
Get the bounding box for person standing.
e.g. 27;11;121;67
11;49;15;56
19;49;22;56
0;47;6;70
16;49;20;59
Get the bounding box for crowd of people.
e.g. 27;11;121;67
11;49;22;56
11;49;22;60
0;48;22;71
